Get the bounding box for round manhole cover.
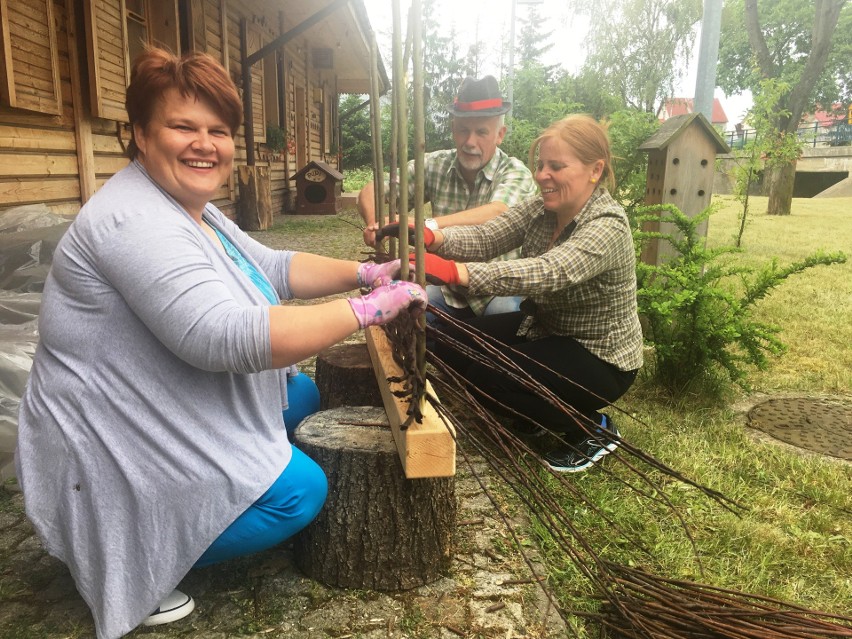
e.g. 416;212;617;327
747;397;852;461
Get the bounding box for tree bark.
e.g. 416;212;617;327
293;406;456;591
315;343;383;410
743;0;844;217
764;161;796;216
237;165;273;230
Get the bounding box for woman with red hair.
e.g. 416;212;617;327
16;48;424;638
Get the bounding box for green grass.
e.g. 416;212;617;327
541;195;852;617
706;196;852;393
263;198;852;622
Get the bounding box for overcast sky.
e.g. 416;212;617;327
360;0;752;130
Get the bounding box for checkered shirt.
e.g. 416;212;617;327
438;188;644;371
406;147;537;314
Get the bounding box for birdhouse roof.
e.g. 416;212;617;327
291;161;345;181
639;112;729;154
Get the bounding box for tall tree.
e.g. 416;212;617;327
577;0;702;113
339;94;374;170
717;0;850;215
516;6;554;68
419;0;469;151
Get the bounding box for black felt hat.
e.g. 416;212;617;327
447;76;511;117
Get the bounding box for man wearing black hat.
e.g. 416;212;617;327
358;76;537;318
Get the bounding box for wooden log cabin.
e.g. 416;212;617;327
0;0;388;221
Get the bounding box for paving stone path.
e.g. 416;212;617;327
1;451;564;638
0;214;566;638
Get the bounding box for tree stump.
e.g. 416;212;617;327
293;406;456;590
237;165;273;230
315;343;382;410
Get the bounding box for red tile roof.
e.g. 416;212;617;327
662;98;728;125
805;104;845;127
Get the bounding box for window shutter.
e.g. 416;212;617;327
83;0;131;122
0;0;62;115
187;0;207;53
247;25;266;143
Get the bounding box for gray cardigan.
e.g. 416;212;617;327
16;162;297;638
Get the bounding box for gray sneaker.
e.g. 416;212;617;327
543;417;620;473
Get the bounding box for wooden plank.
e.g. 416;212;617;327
66;0;97;203
0;177;80;204
93;154;129;175
365;325;455;479
248;23;266;143
0;124;76;151
91;132;125;153
0;153;77;177
0;152;78;176
219;0;229;70
7;3;51;38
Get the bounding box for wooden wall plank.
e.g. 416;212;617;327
93;154;129;175
0;177;80;203
0;124;76;151
0;152;78;176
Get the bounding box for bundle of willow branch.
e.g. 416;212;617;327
377;306;852;639
586;561;852;639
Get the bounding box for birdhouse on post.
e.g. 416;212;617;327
638;113;729;266
291;161;344;215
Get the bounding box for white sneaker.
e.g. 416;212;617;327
142;589;195;626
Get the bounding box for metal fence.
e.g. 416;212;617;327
725;120;852;150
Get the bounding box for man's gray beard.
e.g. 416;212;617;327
457;153;484;172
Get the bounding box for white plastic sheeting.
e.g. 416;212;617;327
0;205;71;480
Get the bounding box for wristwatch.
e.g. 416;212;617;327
424;218;439;231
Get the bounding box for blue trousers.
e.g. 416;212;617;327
282;372;321;435
195;373;325;567
425;284;521;325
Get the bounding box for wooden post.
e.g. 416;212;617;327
366;326;455;479
240;19;255;167
237;165;272;230
66;0;97;204
293;406;456;591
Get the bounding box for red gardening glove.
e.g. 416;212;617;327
409;252;460;286
375;222;435;248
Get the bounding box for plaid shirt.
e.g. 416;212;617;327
438;189;643;371
407;147;537;314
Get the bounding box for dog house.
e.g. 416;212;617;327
291;161;344;215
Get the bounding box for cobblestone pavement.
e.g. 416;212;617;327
1;451;565;638
1;214;567;638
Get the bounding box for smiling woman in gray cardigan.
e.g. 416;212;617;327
14;48;424;639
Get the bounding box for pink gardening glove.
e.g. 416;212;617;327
357;259;402;288
347;280;427;328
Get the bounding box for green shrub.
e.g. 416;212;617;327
343;166;375;193
608;109;659;218
633;203;846;399
265;123;286;153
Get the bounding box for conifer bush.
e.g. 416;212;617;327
632;203;846;399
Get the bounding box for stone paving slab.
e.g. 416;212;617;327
0;217;567;638
1;449;566;638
